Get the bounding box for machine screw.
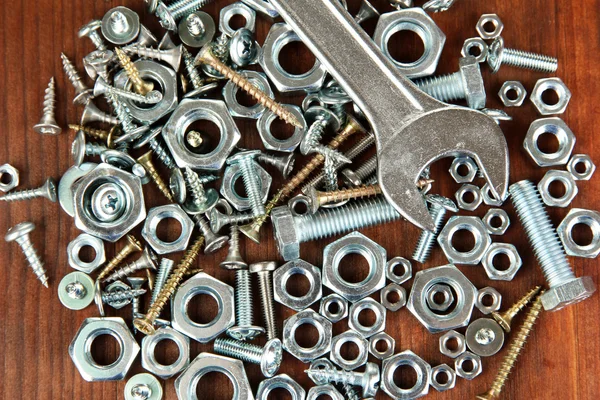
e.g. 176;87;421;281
71;131;108;166
61;53;94;105
249;261;278;340
307;184;382;213
124;44;183;71
80;101;119;126
154;0;215;31
183;167;219;214
227;266;265;341
94;77;163;104
96;235;143;282
69;124;109;142
487;37;558;74
78;20;108;51
476;292;545;400
492;286;542;333
127;277;147;331
114;47;154;96
192;214;229;254
150;258;174;305
209;208;254;233
258;152;295;179
103;247;158;283
306;362;380;398
0;178;57;203
33;77;61;135
341;154;377;187
214;338;283;377
137;150;175;202
509;180;596;311
220;225;247;269
412;195;458;263
227;150;267;217
5;222;49;288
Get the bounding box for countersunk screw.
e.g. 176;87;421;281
124;44;183;71
127;276;147;331
412;195;458;264
227;150;267;217
214;338;283;377
306;362;380;398
137;150;175;202
114;47;154;96
134;235;204;335
509;180;596;311
192;214;229;254
209;208;254;233
5;222;49;288
476;291;545;400
150;258;174;305
71;131;108;166
69;124;109;142
96;235;143;282
78;20;108;51
80;101;119;126
103;247;158;283
34;77;61;135
195;46;303;129
249;261;278;340
487;37;558;74
220;225;247;269
0;178;57;203
154;0;215;31
492;286;542;333
61;53;94;105
181;47;217;98
307;184;382;213
93;77;163;104
258;152;296;179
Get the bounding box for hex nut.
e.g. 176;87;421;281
323;232;386;302
171;272;235;343
348;298;386;338
307;384;344;400
368;332;395;360
256;374;306;400
330;330;369;371
219;2;256;36
455;351;483;380
524;117;575;167
380;283;407;312
482;243;522;281
381;350;431;399
386;256;412;284
141;204;194;254
374;9;446;78
499;81;527;107
223;71;273;119
567;154;596;181
531;77;572;115
426;283;454;312
430;364;457;392
69;317;139;382
257;105;307;152
481;182;505;206
274;259;322;311
438;216;492;265
483;208;510;235
319;293;349;323
282;309;332;363
461;37;488;63
476;287;503;315
0;164;19;192
67;233;106;273
449;157;478;184
220;162;272;212
558;208;600;258
439;330;467;358
455;184;483;211
538;170;578;208
141;327;190;379
175;353;252;399
271;205;300;261
476;14;504;40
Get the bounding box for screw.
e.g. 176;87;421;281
341;155;377;187
186;130;204;148
181;47;217;98
307;184;382;213
94;77;163;104
192;214;229;254
114;48;154;96
228;150;267;217
96;235;143;282
61;53;94;105
134;127;177;170
342;382;360;400
488;37;558;74
154;0;215;31
306;362;380;398
150;258;175;305
130;383;152;400
127;277;147;331
80;101;119;126
195;47;303;129
0;178;57;203
183;167;219;214
227;266;265;341
104;91;149;145
78;20;108;51
69;124;109;142
5;222;49;288
258;152;296;179
492;286;542;333
422;0;455;12
412;195;458;263
300;108;348;162
186;13;205;36
134;235;204;335
96;286;147;315
124;44;183;71
135;312;171;328
249;261;278;340
220;225;247;269
137;151;175;203
71;131;108;166
476;291;545;400
183;268;204;277
33;77;61;135
103;247;158;283
509;180;596;311
209;208;254;233
214;338;282;377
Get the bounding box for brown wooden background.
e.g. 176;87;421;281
1;0;599;398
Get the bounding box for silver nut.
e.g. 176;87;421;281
567;154;596;181
386;256;412;284
69;317;139;381
141;204;194;254
454;351;482;380
461;37;488;63
274;259;322;311
348;297;386;338
319;293;349;323
256;374;306;400
499;81;527;107
0;163;19;192
330;330;369;371
380;283;407;312
531;77;572;115
439;330;466;358
430;364;456;392
307;384;344;400
67;233;106;273
426;283;454;312
541;276;596;311
482;208;510;235
221;162;272;212
475;287;503;314
459;56;486;109
481;182;506;206
257;105;307;153
223;71;273;119
524;117;575;167
141;327;190;379
558;208;600;258
282;309;332;363
381;350;431;399
219;2;256;36
482;243;522;281
368;332;395;360
538;170;578;208
438;216;492;265
449;157;478;184
455;184;483;211
476;14;504;40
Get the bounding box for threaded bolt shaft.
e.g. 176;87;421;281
492;286;542;333
235;269;253;327
182;47;205;90
105;91;138;136
343;382;360;400
214;338;263;364
102;254;155;283
5;223;49;288
252;264;278;340
102;288;146;304
151;258;175;305
114;48;154;96
415;72;464;103
61;53;93;105
238;158;266;217
186;14;205;36
96;235;143;282
412;201;450;263
306;363;378;396
84;142;107;157
488;38;558;73
69;124;109;142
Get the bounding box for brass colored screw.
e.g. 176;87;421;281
137;150;175;202
492;286;541;332
96;235;143;282
308;184;382;213
183;268;204;277
186;130;204;148
68;124;109;142
195;46;303;129
239;116;365;243
114;47;154;96
134;236;205;335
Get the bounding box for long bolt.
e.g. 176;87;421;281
476;292;545;400
134;236;204;335
227;268;265;341
137;151;175;202
412;195;458;263
151;258;175;305
306;362;380;398
96;235;143;282
214;338;282;377
0;178;57;203
5;222;49;288
34;77;61;135
228;151;266;217
492;286;542;333
307;185;382;213
487;37;558;74
114;48;154;95
195;47;303;129
69;124;109;142
209;208;254;233
250;261;278;340
102;247;158;283
78;20;108;50
509;181;596;311
61;53;94;105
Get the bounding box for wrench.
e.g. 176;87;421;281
269;0;509;232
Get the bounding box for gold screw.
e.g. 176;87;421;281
476;291;545;400
114;47;154;96
186;130;204;148
134;236;205;335
239;116;365;243
183;268;204;277
195;46;303;129
146;269;155;291
68;124;109;142
308;184;382;213
137;150;175;202
492;286;541;332
96;235;143;282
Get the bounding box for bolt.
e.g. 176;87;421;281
307;184;382;213
69;124;109;142
214;338;282;377
33;77;61;135
220;225;247;269
192;214;229;254
476;291;545;400
114;47;154;96
137;151;175;202
103;247;158;283
509;181;596;311
209;208;254;233
61;53;94;105
71;131;108;166
150;258;175;305
341;155;377;187
80;101;119;126
127;277;147;331
487;37;558;74
492;286;542;333
96;235;143;282
78;20;108;51
227;266;265;341
123;44;183;71
5;222;49;288
306;362;380;398
412;195;458;263
195;46;303;129
258;152;296;179
249;261;278;340
0;178;57;203
94;77;163;104
186;13;205;36
134;236;204;335
154;0;215;31
227;150;267;217
130;383;152;400
183;167;219;214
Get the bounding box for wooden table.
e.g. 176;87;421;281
0;0;598;398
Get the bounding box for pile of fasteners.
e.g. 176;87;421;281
3;0;598;398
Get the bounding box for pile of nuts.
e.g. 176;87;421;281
3;0;598;399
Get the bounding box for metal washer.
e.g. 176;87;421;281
58;272;96;310
465;318;505;357
101;6;140;45
178;11;215;48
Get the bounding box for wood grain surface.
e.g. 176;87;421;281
1;0;599;398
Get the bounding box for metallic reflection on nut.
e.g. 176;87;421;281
282;309;332;363
461;37;488;63
274;259;322;311
538;170;578;208
348;298;386;338
449;157;477;184
330;330;368;371
483;208;510;235
531;77;571;115
499;81;527;107
380;283;407;311
567;154;596;181
426;283;454;312
381;350;431;399
439;330;466;358
221;162;272;212
481;182;505;207
257;105;306;152
256;374;305;400
307;384;344;400
482;243;522;281
438;216;491;265
386;256;412;284
454;351;482;380
475;287;502;315
223;71;273;119
141;327;190;379
524;117;575;167
319;293;348;323
0;164;19;192
558;208;600;258
141;204;194;254
430;364;456;392
476;14;504;40
455;184;482;211
219;2;256;37
67;233;106;273
368;332;395;360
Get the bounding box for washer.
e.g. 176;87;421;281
102;6;140;45
58;271;96;310
465;318;505;357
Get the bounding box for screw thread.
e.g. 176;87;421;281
69;124;109;142
85;142;108;157
0;187;45;202
169;0;214;20
138;152;175;202
96;235;142;281
323;157;338;191
238;159;266;217
148;138;176;169
182;48;204;89
353;155;378;182
305;118;327;151
412;203;447;263
108;85;161;104
502;48;558;73
212;33;230;62
105;91;137;135
414;72;465;102
15;237;48;287
102;288;146;303
235;269;254;326
103;259;150;283
61;53;88;94
186;14;205;36
317;184;382;207
184;167;208;207
257;272;278;340
214;338;263;364
109;10;129;33
40;77;58;120
125;44;170;63
509;181;575;287
492;286;541;332
307;368;362;386
114;48;153;96
151;258;175;304
183;268;204;277
342;382;360;400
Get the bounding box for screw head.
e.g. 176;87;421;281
93;281;106;316
426;194;458;212
156;2;177;31
227;325;265;341
73;89;94;106
58;272;96;310
340;168;363;186
78;20;102;38
138;247;159;271
41;178;58;202
227;150;262;165
261;338;283;377
169;168;187;204
34;121;62;136
71;131;87;167
125;234;144;253
249;261;277;274
487;37;505;73
361;362;381;397
183;187;219;215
